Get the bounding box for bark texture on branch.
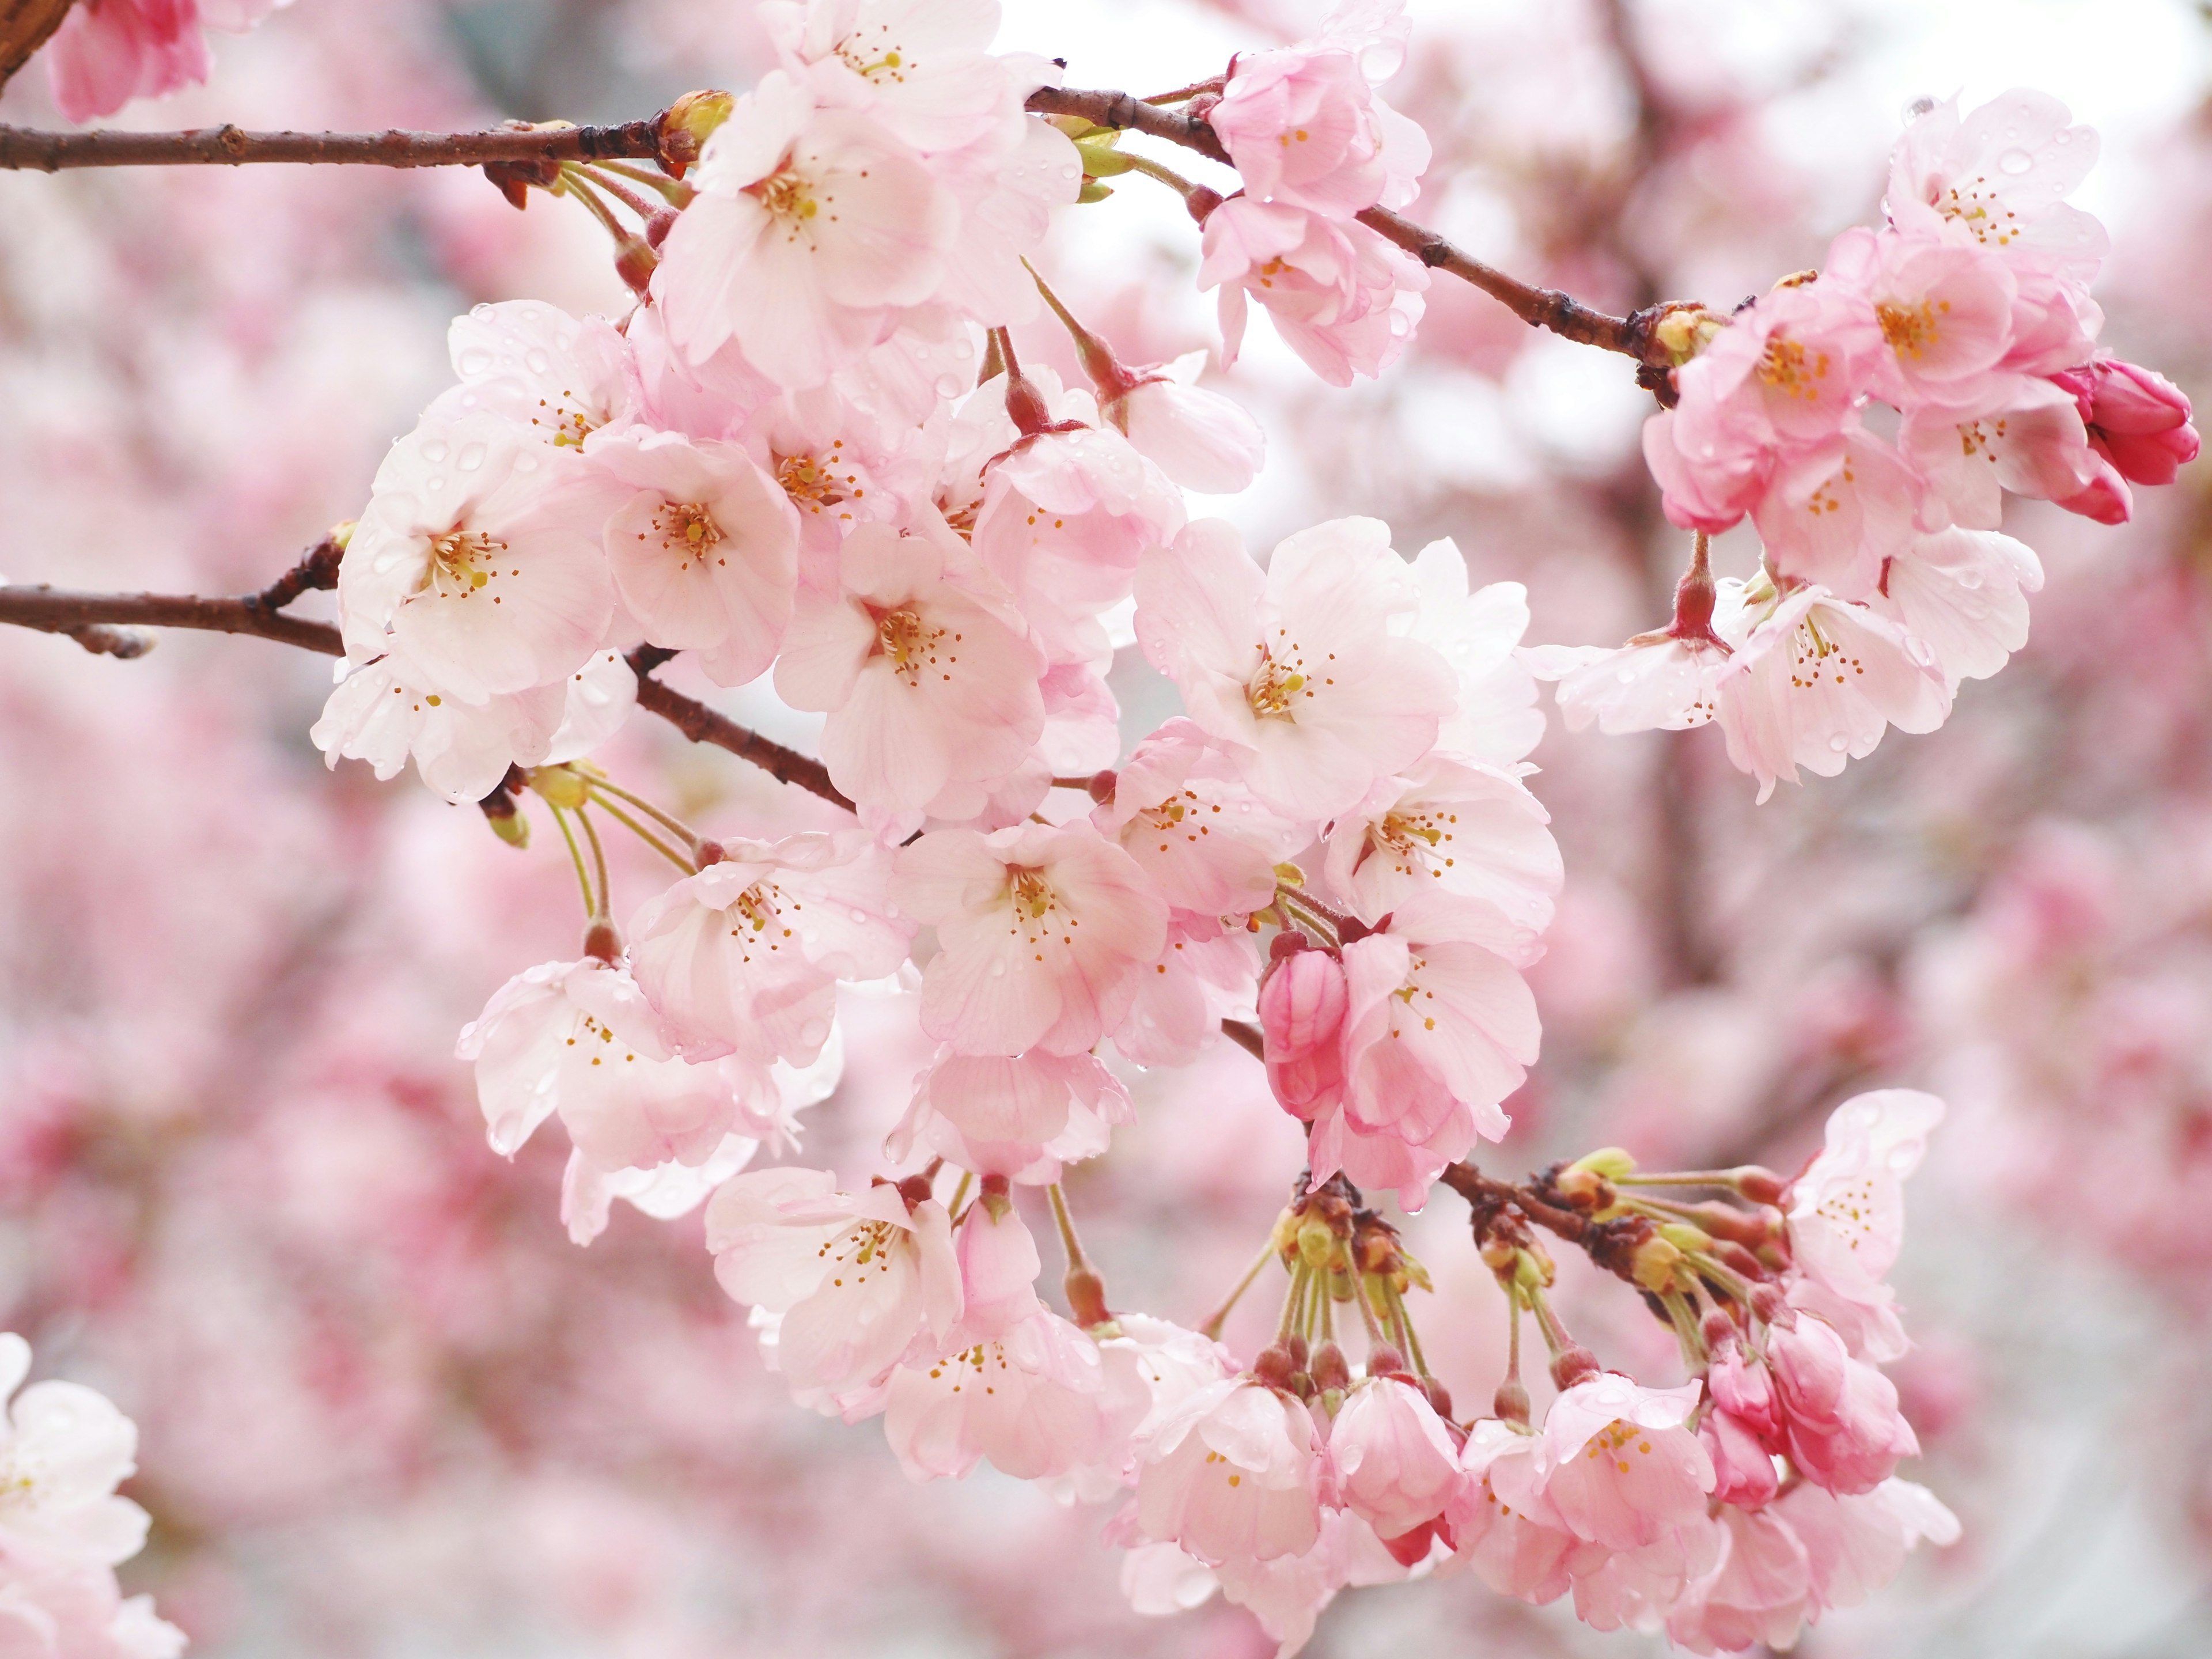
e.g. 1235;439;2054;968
0;0;76;93
0;116;666;171
0;583;345;654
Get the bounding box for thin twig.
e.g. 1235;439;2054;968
0;118;668;172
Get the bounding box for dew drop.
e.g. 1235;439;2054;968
458;349;494;376
457;442;488;472
525;348;552;374
1828;733;1851;752
419;440;449;465
1998;147;2033;175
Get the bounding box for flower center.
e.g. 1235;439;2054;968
1008;866;1056;922
1582;1420;1656;1474
753;166;821;229
1247;638;1322;721
1755;332;1831;400
650;500;722;569
1877;298;1950;361
529;387;602;448
817;1219;903;1287
872;605;955;686
422;528;510;600
777;446;859;514
1788;614;1865;690
1935;179;2019;247
725;880;798;960
1376;807;1457;879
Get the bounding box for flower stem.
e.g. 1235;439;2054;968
586;791;696;874
575;804;614;919
548;804;597;920
1047;1182;1092;1274
1201;1244;1279;1340
588;157;694;206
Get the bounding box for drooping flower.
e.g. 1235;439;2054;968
1781;1089;1945;1362
1257;941;1349;1118
1532;1374;1715;1553
1774;1477;1960;1618
44;0;289;124
1766;1315;1921;1495
1198;197;1429;385
1132;1377;1325;1566
885;1048;1131;1183
1325;1375;1464;1546
892;822;1168;1057
1664;1505;1813;1655
1440;1420;1580;1605
1099;351;1267;495
1134;517;1455;824
704;1165;961;1402
628;832;911;1066
1873;527;2043;691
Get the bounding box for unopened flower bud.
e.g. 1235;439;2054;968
658;90;733;176
1658;1221;1716;1256
1729;1166;1787;1206
1064;1264;1110;1328
1494;1375;1531;1426
1552;1165;1616;1210
528;764;590;810
613;235;657;297
1631;1235;1687;1293
1569;1147;1637;1180
1086;768;1118;805
581;918;620;965
643;206;680;249
1422;1378;1453;1420
1310;1340;1351;1393
1252;1344;1298;1391
1548;1344;1600;1391
1366;1343;1404;1378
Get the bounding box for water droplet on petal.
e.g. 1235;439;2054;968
1829;733;1851;752
458;350;494;376
420;440;449;465
1998;148;2033;176
525;349;552;374
457;443;488;472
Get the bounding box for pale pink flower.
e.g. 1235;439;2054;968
628;832;911;1066
1532;1374;1714;1553
1092;719;1294;921
0;1533;183;1659
1199;198;1428;386
885;1048;1131;1184
1751;427;1922;597
1440;1420;1580;1605
1111;924;1260;1069
1322;755;1561;949
1132;1378;1324;1566
1325;1376;1464;1543
560;1129;764;1249
1774;1476;1959;1616
1259;942;1349;1118
338;412;622;701
1700;1344;1781;1509
1767;1315;1920;1495
434;301;632;449
44;0;288;124
1782;1089;1945;1362
882;1308;1111;1482
1069;1316;1240;1505
458;957;772;1177
1664;1505;1813;1655
0;1336;150;1567
971;401;1186;667
588;429;799;686
1100;352;1267;495
760;0;1017;154
1314;906;1539;1203
1523;636;1730;736
1824;228;2020;409
1886;90;2107;281
925;112;1084;327
2054;355;2202;486
704;1165;961;1399
1874;527;2044;691
1713;583;1952;804
774;516;1046;815
1406;542;1545;770
310;647;635;806
946;1191;1043;1341
653;72;959;388
1209;1508;1412;1656
1134;517;1455;823
1213;44;1393;218
892;823;1168;1056
1900;378;2102;529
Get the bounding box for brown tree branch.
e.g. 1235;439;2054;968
0;0;77;93
0;117;666;172
0;577;855;809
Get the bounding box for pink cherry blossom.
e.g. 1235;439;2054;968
1874;527;2044;691
310;646;635;805
1767;1314;1921;1494
1664;1505;1813;1655
0;1336;149;1567
774;516;1046;816
434;301;633;448
1751;427;1922;597
1782;1089;1945;1361
1134;517;1455;824
560;1128;766;1249
1325;1374;1464;1543
1523;635;1730;736
1887;90;2107;279
1207;1508;1412;1656
588;429;798;686
1824;227;2020;409
1441;1421;1580;1605
760;0;1018;155
1092;718;1293;921
1774;1477;1959;1616
1198;197;1429;385
2053;355;2202;485
1099;354;1267;495
1132;1378;1324;1566
628;832;911;1066
1213;44;1392;218
1899;378;2102;529
1406;542;1546;770
893;821;1168;1056
1110;924;1260;1069
882;1305;1113;1482
43;0;288;124
1258;942;1349;1118
1322;755;1561;947
338;412;622;701
1700;1344;1781;1509
885;1048;1131;1183
1714;582;1952;805
704;1165;960;1401
1532;1374;1714;1553
653;73;959;388
458;957;772;1177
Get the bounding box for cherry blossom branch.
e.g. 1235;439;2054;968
0;574;854;808
1024;85;1680;368
0;116;668;172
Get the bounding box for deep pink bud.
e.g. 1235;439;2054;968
2054;358;2201;486
1258;946;1348;1115
2056;459;2133;525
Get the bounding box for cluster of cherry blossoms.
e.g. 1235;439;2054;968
1532;89;2200;801
0;1336;183;1659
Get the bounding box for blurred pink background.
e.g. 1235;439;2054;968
3;1;2210;1653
